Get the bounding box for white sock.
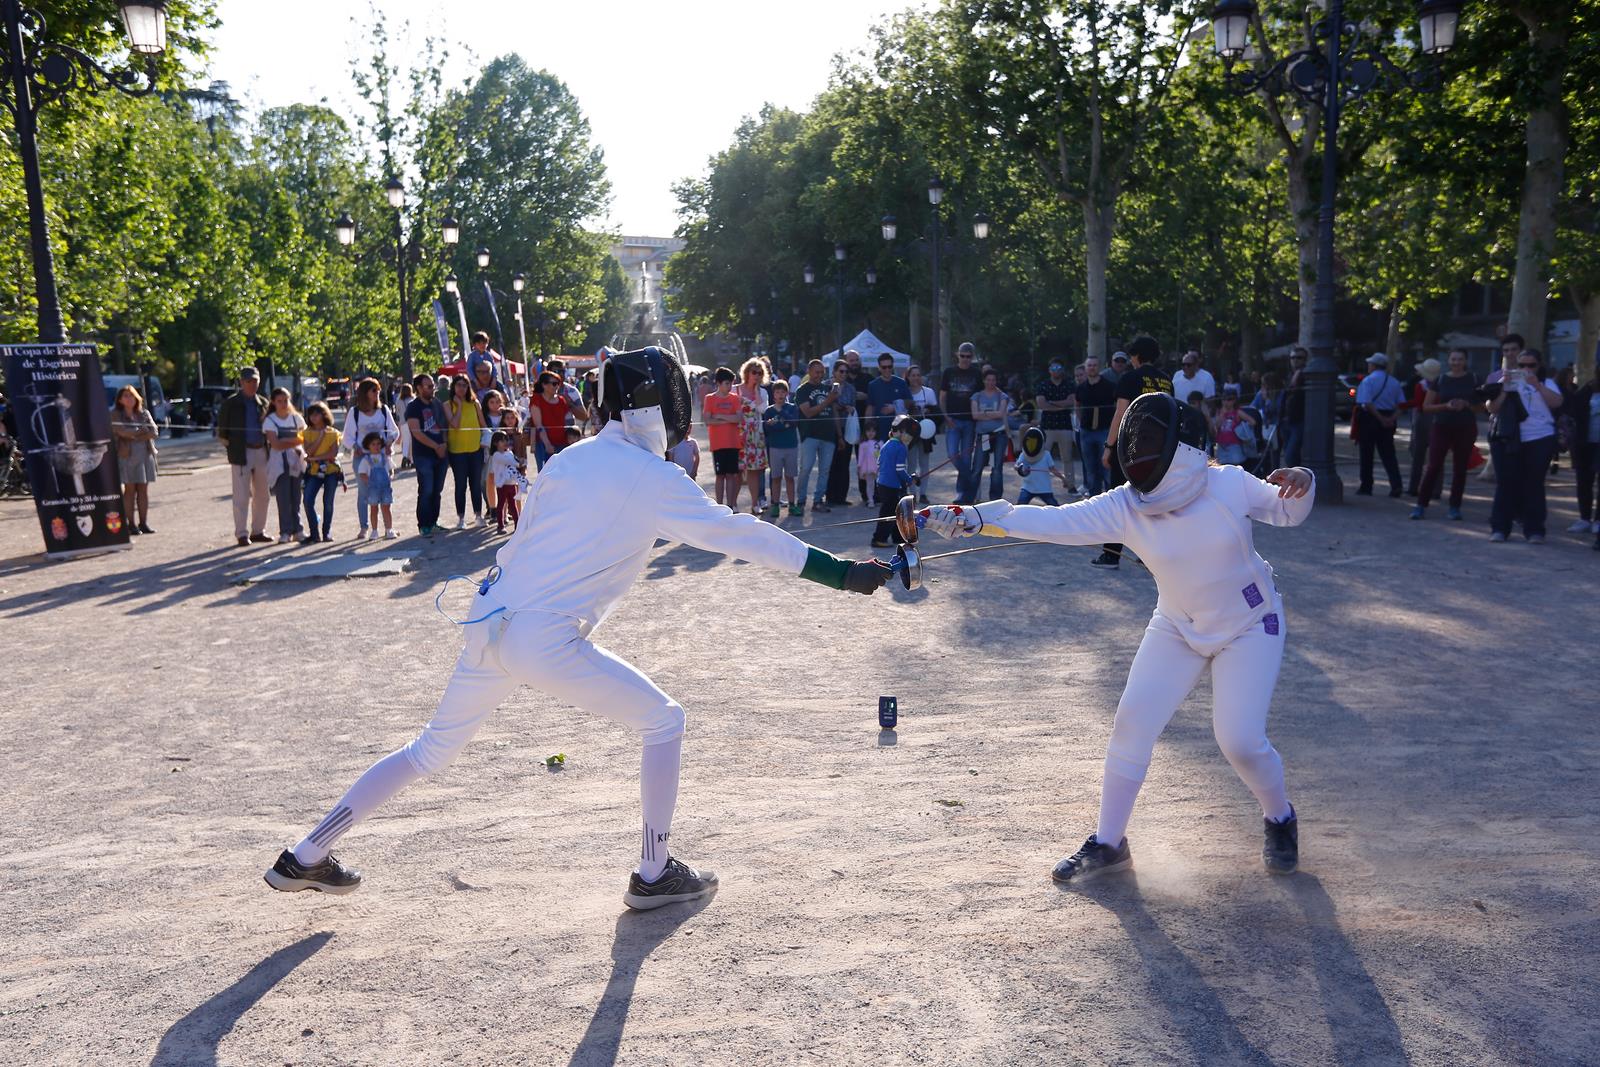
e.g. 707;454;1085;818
1094;768;1144;848
637;736;681;882
292;749;423;865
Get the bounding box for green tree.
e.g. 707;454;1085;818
948;0;1199;362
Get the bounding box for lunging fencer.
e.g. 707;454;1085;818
923;392;1315;881
267;347;893;909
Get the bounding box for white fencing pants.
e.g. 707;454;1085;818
293;609;686;874
1094;608;1291;847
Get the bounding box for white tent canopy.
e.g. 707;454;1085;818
820;330;912;371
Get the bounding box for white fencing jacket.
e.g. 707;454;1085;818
971;450;1314;655
489;422;810;636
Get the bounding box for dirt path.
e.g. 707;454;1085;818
1;441;1595;1066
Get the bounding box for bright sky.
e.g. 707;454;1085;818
205;0;927;237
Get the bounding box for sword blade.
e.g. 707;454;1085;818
918;540;1049;562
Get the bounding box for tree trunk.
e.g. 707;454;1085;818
1507;16;1570;350
1239;318;1260;378
1576;287;1600;386
1385;300;1403;361
936;288;952;372
1286;160;1317;348
1084;199;1114;362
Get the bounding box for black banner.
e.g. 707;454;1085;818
1;343;130;558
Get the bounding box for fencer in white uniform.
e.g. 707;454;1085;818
924;392;1315;880
267;347;893;909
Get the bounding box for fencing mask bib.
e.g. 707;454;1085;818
1117;392;1208;493
598;347;692;456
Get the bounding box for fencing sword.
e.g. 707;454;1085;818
796;495;1149;587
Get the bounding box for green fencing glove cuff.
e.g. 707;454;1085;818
799;546;851;590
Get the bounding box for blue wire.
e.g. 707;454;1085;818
433;565;507;626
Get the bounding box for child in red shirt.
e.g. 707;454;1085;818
703;367;745;507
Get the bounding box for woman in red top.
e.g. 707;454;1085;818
529;371;585;470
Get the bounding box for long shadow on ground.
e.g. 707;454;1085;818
567;898;711;1067
1074;872;1406;1067
150;931;331;1067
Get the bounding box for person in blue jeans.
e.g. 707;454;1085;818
792;358;842;512
300;402;342;541
968;369;1011;501
1074;355;1116;495
939;343;983;502
404;373;450;536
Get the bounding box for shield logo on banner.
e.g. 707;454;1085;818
106;511;123;534
76;514;93;536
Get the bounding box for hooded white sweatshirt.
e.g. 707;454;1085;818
968;447;1313;655
488;422;810;636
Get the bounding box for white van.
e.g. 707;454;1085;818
103;374;170;426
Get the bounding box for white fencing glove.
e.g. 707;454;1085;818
923;504;980;540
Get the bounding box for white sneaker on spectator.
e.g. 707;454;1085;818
473;511;484;528
367;527;379;541
278;534;289;544
455;517;466;530
1568;519;1591;533
384;529;398;540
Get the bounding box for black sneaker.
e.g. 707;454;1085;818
1051;834;1132;883
1263;809;1298;875
1090;550;1120;568
622;856;718;911
264;848;362;895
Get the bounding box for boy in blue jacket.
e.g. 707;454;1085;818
871;415;919;547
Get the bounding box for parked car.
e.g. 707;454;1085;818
181;386;232;432
1335;373;1362;421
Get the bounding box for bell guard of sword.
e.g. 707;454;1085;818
882;496;1014;590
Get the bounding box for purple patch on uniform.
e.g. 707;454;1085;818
1241;583;1264;608
1263;613;1280;635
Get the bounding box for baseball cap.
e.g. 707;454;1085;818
1365;353;1388;366
1111;351;1129;363
239;367;260;381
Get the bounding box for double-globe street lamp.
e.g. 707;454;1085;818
1208;0;1462;503
880;178;990;374
335;181;460;382
2;0;168;344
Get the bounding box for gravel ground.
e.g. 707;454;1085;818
0;434;1595;1066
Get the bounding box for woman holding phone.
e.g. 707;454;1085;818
1486;343;1562;543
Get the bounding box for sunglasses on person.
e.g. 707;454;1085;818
1517;361;1538;369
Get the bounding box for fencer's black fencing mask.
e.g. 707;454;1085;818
1117;392;1207;493
598;347;692;454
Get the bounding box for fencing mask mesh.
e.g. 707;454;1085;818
1117;392;1206;493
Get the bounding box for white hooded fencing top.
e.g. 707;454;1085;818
487;422;810;636
970;447;1314;655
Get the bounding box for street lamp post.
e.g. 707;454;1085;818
512;271;531;393
880;180;990;375
833;243;847;355
535;292;548;363
1;0;168;344
1209;0;1461;503
335;190;459;381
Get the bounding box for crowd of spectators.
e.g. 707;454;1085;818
93;326;1593;556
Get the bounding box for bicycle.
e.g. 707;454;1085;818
0;438;31;498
